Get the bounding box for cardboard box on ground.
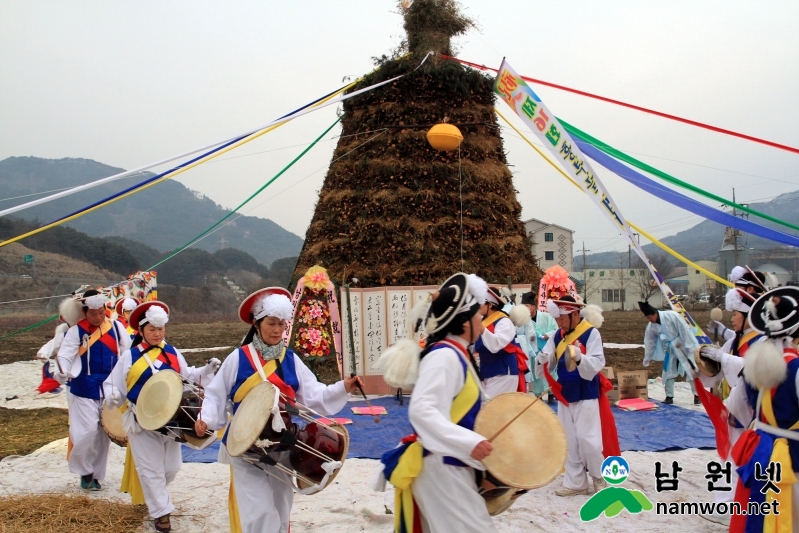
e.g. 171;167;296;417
601;367;648;404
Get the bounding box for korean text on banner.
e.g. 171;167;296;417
493;59;710;348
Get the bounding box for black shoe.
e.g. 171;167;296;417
663;396;674;405
694;395;701;405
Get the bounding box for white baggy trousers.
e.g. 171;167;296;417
230;455;294;533
128;428;182;518
68;394;111;481
558;398;604;491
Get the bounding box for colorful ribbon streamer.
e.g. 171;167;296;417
559;119;799;233
576;140;799;249
494;108;732;289
445;55;799;156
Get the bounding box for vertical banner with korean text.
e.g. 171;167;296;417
494;59;710;347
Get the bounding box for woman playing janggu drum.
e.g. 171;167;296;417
194;287;363;533
103;301;220;532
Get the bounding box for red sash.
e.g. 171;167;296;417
241;344;296;402
486;321;529;393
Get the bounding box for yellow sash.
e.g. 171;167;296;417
482;310;505;327
231;350;285;404
228;465;243;533
120;444;145;505
77;319;113;357
761;390;799;533
554;320;592;361
126;344;167;392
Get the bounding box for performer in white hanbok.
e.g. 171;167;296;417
56;289;131;491
694;287;765;520
517;291;558;400
475;287;528;397
104;301;219;532
35;298;83;394
536;296;610;496
194;287;362;533
721;286;799;532
639;301;699;405
377;273;497;533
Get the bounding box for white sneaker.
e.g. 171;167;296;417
555;486;589;497
591;476;608;493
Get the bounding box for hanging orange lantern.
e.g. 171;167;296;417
426;123;463;151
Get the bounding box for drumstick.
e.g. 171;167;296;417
486;390;548;443
351;372;380;423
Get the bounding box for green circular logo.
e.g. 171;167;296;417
601;456;629;485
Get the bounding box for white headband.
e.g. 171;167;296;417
140;306;169;328
253;294;293;321
83;294;107;310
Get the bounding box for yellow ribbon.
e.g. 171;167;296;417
228;465;243;533
482;310;505;328
760;390;798;533
120;444;145;505
389;441;424;532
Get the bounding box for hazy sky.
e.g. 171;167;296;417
2;1;798;259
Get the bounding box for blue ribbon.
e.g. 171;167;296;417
576;141;799;249
737;431;775;533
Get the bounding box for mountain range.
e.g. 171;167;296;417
579;189;799;269
0;156;303;267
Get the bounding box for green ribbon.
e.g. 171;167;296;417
147;117;341;270
0;313;58;342
559;118;799;233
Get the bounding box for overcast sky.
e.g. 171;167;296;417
2;1;798;259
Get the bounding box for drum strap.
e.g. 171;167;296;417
126;344;179;393
235;344;296;403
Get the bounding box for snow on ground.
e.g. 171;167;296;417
0;361;728;532
0;439;727;533
1;360;68;409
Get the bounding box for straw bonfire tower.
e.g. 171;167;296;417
293;0;541;288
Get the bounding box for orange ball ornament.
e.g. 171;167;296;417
426;123;463;151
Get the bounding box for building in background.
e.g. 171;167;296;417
524;218;574;272
755;263;792;286
686;261;717;295
571;268;652;312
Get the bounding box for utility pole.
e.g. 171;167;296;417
582;241;590;302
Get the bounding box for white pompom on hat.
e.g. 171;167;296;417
238;287;293;323
82;293;107;310
59;297;84;326
129;301;170;330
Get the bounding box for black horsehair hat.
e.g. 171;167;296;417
638;301;658;316
749;286;799;338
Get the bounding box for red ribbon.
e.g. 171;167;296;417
543;362;568;406
693;377;731;459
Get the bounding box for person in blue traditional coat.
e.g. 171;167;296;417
104;301;219;532
377;273;497;533
475;286;529;397
535;295;608;496
639;301;700;405
56;289;131;491
724;285;799;532
517;291;558;400
195;287;363;533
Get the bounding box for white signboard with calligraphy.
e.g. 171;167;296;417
387;287;412;346
361;288;386;375
340;290;363;376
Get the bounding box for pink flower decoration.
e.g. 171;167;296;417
307;328;322;345
310;272;327;283
309;305;323;319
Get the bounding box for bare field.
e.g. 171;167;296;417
0;310;731;383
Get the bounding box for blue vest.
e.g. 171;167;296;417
222;345;301;445
126;344;181;404
554;326;600;403
69;321;121;400
416;341;482;467
475;316;520;379
745;357;799;471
